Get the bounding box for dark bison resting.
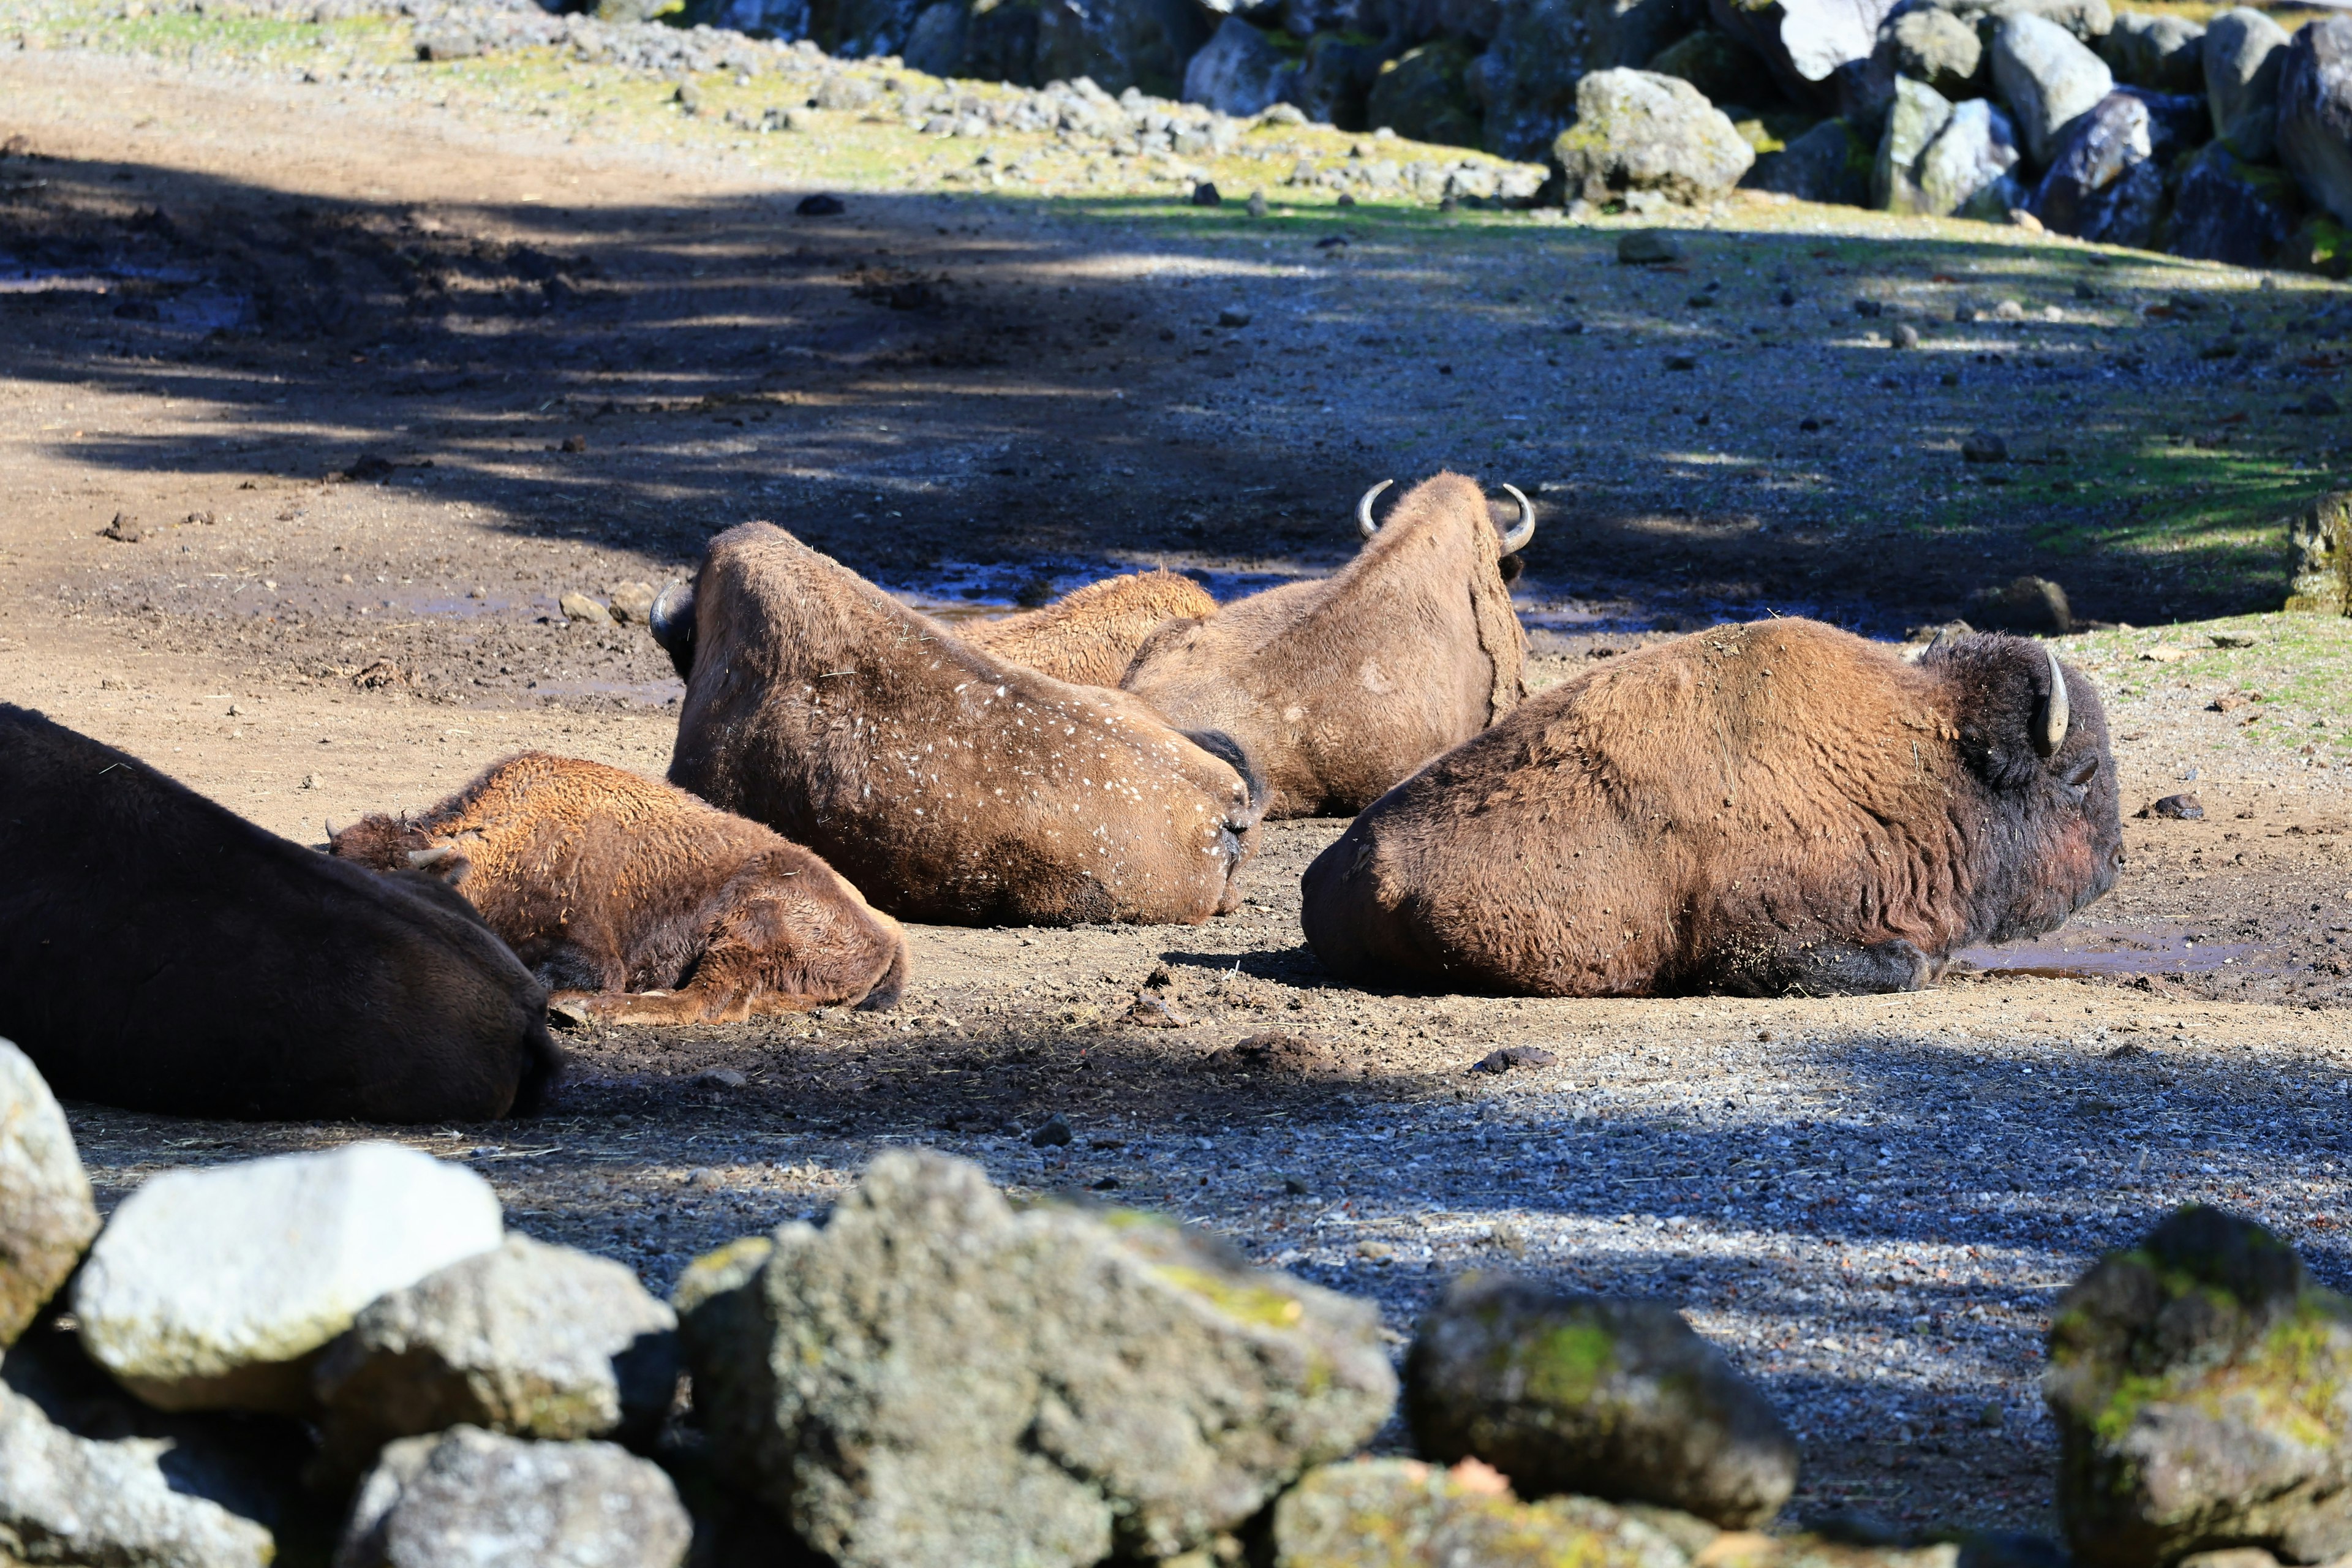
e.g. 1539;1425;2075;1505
0;705;560;1121
1121;471;1533;820
1301;620;2122;997
331;753;908;1024
966;568;1218;688
659;522;1267;927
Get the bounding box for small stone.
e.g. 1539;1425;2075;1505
1030;1114;1074;1147
673;80;702;113
1853;297;1884;317
1891;323;1921;349
99;512;143;543
1616;230;1686;265
1993;298;2027;321
2142;792;2206;820
1664;353;1698;371
1192;181;1224;207
560;433;587;453
1217;305;1252;328
606;581;658;625
338;1427;692;1568
1963;432;2010;462
1469;1046;1557;1074
74;1142;503;1413
1126;992;1192;1028
693;1066;748;1089
413;31;478;61
558;592;613;626
0;1041;98;1349
796;193;845;216
1246;190;1267;218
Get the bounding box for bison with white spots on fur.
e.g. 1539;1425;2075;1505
1302;619;2122;997
1120;472;1534;820
330;753;908;1023
967;568;1218;688
658;523;1266;927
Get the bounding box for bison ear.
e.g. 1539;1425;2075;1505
650;579;697;681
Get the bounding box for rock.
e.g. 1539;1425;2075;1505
414;30;480;61
2046;1207;2352;1567
2100;9;2202;92
1552;68;1757;205
1269;1457;1695;1567
605;581;657;625
1647;29;1777;107
1968;575;2073;634
2281;18;2352;228
1029;1113;1074;1146
899;2;970;75
1292;31;1385;126
1217;302;1252;325
74;1142;504;1414
2034;90;2165;246
1709;0;1905;111
1992;12;2114;164
2282;215;2352;278
312;1235;678;1477
1193;179;1226;205
100;511;143;543
2287;491;2352;614
676;1150;1396;1568
1125;990;1193;1026
1367;40;1483;148
1873;75;1953;211
1476;0;1706;159
1183;17;1296;116
337;1427;693;1568
1918;97;2027;217
1033;0;1210;100
1890;321;1921;347
1404;1274;1798;1528
1469;1045;1557;1072
557;591;612;626
0;1039;97;1349
1617;228;1687;262
2169;141;2305;266
797;192;846;216
1890;7;1983;96
1744;115;1872;202
2139;791;2206;819
2203;6;2288;160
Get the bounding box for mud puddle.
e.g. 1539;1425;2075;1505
1953;925;2269;983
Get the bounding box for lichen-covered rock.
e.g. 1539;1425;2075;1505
2282;214;2352;279
1270;1458;1692;1568
2034;89;2166;244
2280;17;2352;228
1918;97;2027;216
0;1039;97;1349
2286;492;2352;614
1648;28;1778;108
2045;1206;2352;1567
1992;11;2114;164
2203;6;2288;160
1745;114;1872;201
1033;0;1210;99
1552;67;1757;203
2100;9;2202;92
1368;40;1483;148
313;1235;679;1479
1183;16;1298;115
1404;1274;1798;1529
676;1150;1396;1568
1873;74;1953;211
1889;7;1983;96
74;1143;503;1414
336;1427;692;1568
2168;140;2305;266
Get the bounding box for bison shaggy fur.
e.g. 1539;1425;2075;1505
0;704;560;1121
967;569;1217;688
331;753;908;1023
1302;620;2122;997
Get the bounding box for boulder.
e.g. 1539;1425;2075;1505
1969;576;2073;635
1959;0;2111;43
1918;96;2027;216
1269;1458;1695;1567
1184;16;1298;115
2280;17;2352;228
1709;0;1905;111
1279;0;1363;32
1367;40;1483;148
2169;140;2305;266
2034;89;2165;245
2203;6;2288;160
0;1039;97;1349
1294;31;1386;126
74;1142;504;1414
1992;11;2114;164
1474;0;1707;158
1744;114;1873;201
337;1427;693;1568
900;3;969;74
1647;28;1778;108
2099;9;2202;92
2046;1207;2352;1567
675;1150;1396;1568
2282;214;2352;279
1551;67;1757;203
1873;74;1953;211
1404;1275;1798;1529
1890;6;1983;96
965;0;1047;85
1033;0;1210;99
314;1235;679;1479
2287;491;2352;614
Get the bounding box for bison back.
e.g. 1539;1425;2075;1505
0;706;560;1122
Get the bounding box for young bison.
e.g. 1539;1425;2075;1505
966;569;1218;688
333;753;907;1023
1302;620;2122;997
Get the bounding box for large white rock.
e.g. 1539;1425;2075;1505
1992;10;2115;164
74;1143;503;1414
1918;96;2028;217
2204;6;2288;159
2282;15;2352;227
0;1039;98;1348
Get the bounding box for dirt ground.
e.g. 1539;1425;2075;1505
6;35;2352;1548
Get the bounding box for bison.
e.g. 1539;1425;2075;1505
1120;472;1534;820
0;704;560;1121
1300;619;2122;997
966;568;1217;688
330;753;908;1023
657;522;1267;927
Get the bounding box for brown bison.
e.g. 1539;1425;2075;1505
1120;472;1534;820
657;523;1267;927
965;568;1217;688
330;753;907;1023
1301;620;2122;997
0;704;560;1121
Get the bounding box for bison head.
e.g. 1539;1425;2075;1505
650;579;697;680
1358;477;1535;583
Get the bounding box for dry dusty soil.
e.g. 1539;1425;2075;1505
6;18;2352;1546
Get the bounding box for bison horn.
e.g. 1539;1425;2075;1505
1497;483;1536;553
1355;480;1394;540
2033;642;2070;760
407;845;456;869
